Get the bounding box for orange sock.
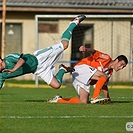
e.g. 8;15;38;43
92;76;107;98
57;97;79;104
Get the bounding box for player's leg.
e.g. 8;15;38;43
48;73;89;104
49;77;61;89
34;43;74;89
72;75;90;104
49;64;75;89
47;82;89;104
90;70;108;102
101;85;110;99
55;64;75;85
43;15;86;89
101;85;111;103
36;15;86;89
49;88;89;104
47;95;79;103
57;97;79;103
61;15;86;50
49;15;86;88
78;87;89;104
57;82;89;104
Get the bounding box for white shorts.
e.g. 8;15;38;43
34;42;64;84
72;64;97;95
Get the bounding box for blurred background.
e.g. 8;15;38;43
0;0;133;83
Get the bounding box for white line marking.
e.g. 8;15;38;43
0;116;133;119
111;97;133;99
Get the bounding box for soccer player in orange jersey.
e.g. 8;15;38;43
48;45;128;104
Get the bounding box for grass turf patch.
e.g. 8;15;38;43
0;80;133;133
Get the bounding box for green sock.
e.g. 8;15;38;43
61;23;77;41
55;69;66;84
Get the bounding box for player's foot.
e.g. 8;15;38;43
70;15;86;25
90;97;109;104
47;95;62;103
59;64;75;73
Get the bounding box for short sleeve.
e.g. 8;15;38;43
92;50;101;59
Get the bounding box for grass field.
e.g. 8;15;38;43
0;80;133;133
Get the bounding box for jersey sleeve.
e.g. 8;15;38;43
19;54;27;62
5;53;20;61
4;53;21;70
0;73;6;88
92;50;101;59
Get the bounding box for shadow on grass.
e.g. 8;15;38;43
25;100;47;102
24;100;133;104
111;101;133;104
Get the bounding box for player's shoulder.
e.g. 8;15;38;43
100;54;110;59
5;53;20;58
96;51;111;60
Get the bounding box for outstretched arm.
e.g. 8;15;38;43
2;54;25;73
79;46;96;55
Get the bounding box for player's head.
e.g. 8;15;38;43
113;55;128;71
116;55;128;64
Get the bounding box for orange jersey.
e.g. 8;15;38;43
75;50;113;77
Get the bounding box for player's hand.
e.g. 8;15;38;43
79;46;86;52
2;69;14;73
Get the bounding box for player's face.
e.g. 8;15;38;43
114;60;127;72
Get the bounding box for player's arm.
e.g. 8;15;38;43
0;80;5;89
0;73;6;89
2;54;25;73
101;85;111;102
79;46;96;55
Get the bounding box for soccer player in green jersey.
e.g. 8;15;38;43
0;15;86;89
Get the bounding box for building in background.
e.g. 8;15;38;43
0;0;133;81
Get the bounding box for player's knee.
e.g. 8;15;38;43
49;78;61;89
79;99;88;104
49;83;61;89
61;40;69;50
55;85;60;89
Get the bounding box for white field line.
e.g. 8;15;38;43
0;115;133;119
111;96;133;99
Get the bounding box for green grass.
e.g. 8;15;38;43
0;80;133;133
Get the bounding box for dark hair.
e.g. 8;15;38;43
0;56;3;60
116;55;128;64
